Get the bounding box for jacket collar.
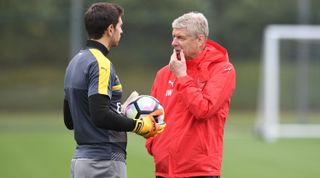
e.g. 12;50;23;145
186;39;228;69
86;40;109;56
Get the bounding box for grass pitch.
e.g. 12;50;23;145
0;112;319;178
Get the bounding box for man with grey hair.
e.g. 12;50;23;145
146;12;236;178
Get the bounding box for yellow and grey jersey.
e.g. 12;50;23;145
64;41;127;161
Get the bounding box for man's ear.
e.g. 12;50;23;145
105;24;114;36
198;34;206;43
197;34;206;48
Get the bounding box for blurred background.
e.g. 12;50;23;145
0;0;319;177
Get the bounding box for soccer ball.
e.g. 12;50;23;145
124;95;165;125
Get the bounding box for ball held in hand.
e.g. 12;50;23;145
124;95;165;125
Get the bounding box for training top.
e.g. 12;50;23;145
146;40;236;177
64;40;127;162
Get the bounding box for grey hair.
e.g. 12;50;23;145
172;12;209;37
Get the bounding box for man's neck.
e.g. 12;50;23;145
92;38;111;51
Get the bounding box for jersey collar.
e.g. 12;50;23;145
86;40;109;56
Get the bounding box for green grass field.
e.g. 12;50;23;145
0;112;319;178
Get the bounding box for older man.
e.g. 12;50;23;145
146;12;236;178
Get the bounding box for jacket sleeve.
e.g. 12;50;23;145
145;137;154;155
175;62;236;120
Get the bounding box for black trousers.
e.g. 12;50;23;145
156;176;220;178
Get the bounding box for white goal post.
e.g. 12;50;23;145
256;25;320;142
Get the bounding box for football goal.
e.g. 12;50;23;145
256;25;320;142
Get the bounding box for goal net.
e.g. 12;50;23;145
256;25;320;142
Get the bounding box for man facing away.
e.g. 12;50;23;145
146;12;236;178
63;2;164;178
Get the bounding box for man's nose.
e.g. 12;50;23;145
171;38;178;47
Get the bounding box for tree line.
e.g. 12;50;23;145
1;0;319;68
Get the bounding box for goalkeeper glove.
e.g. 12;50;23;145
132;109;166;139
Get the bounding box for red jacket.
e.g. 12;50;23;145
146;40;236;177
